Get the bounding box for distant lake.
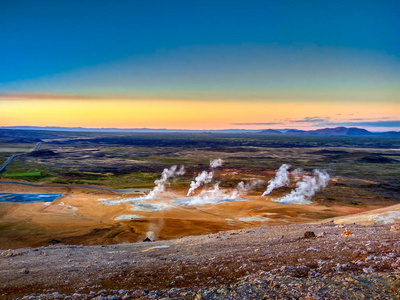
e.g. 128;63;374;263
0;193;62;203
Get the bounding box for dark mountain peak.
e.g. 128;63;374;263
314;127;371;136
284;129;306;135
277;127;373;136
346;127;372;135
259;129;282;134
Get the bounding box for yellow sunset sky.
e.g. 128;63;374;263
2;96;399;130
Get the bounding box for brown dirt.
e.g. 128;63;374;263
0;222;399;299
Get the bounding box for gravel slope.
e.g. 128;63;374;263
1;221;400;299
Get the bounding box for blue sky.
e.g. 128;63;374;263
2;0;399;83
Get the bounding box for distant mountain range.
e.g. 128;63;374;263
260;127;400;137
1;126;400;137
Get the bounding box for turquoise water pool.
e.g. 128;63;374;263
0;193;62;203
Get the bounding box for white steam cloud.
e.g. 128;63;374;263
147;165;185;199
210;158;223;169
176;183;246;206
272;169;330;204
291;168;305;181
186;158;223;196
197;182;242;200
186;171;214;196
236;179;263;193
262;164;291;196
99;159;329;209
230;179;263;198
181;179;262;206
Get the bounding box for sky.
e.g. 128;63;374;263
1;0;399;131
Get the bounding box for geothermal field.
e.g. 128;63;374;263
0;129;399;249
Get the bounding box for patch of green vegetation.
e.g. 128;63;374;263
3;172;42;177
82;171;111;176
0;158;55;182
51;179;97;185
130;157;149;161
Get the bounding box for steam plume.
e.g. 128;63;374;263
262;164;291;196
291;168;304;181
210;158;223;169
272;169;330;204
229;179;264;198
176;182;247;206
236;179;263;193
147;165;185;199
145;218;165;241
186;158;223;196
198;182;223;198
145;231;156;241
186;170;214;196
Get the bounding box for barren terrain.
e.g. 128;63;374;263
1;219;400;299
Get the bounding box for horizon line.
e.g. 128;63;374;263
1;125;399;134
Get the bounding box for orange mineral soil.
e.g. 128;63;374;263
0;181;389;249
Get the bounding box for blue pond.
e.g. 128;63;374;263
0;193;62;203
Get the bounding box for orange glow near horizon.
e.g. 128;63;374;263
1;98;400;130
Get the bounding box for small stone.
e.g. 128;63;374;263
342;228;353;236
19;268;29;274
390;225;400;232
98;289;107;295
363;266;374;274
304;231;316;238
307;247;318;251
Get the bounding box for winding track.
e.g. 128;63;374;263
0;142;42;173
0;154;23;173
33;142;42;151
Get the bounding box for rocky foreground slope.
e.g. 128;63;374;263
1;217;400;299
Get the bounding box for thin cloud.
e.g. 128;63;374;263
324;120;400;128
290;116;330;123
0;92;97;101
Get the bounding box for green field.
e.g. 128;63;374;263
3;172;42;177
